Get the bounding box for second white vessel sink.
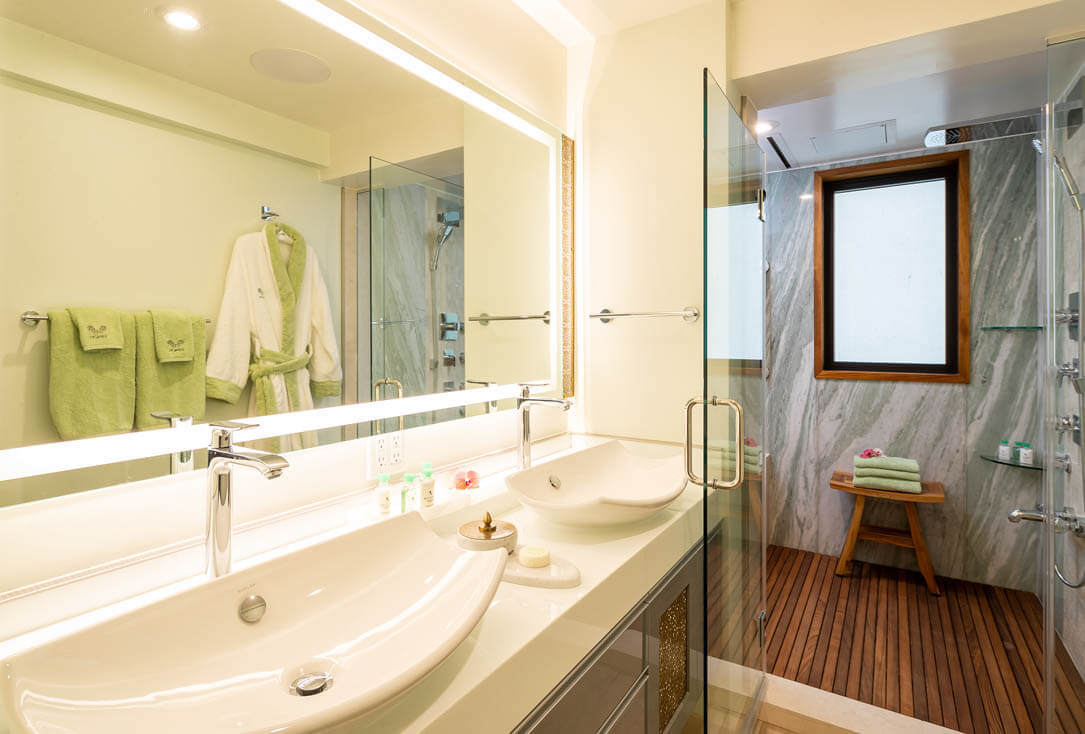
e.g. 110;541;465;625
505;440;687;527
0;512;507;733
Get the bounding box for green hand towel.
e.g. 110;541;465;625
49;310;136;439
853;476;923;494
854;467;922;482
135;312;207;430
68;307;124;351
853;455;921;474
150;309;195;363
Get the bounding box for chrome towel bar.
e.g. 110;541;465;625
19;310;211;327
469;310;550;326
590;307;700;324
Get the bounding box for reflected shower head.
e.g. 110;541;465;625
430;209;462;271
1054;153;1083;212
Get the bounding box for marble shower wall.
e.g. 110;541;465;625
765;136;1043;591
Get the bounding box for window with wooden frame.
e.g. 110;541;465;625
813;151;970;382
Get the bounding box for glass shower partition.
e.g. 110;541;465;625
1044;35;1085;734
701;69;767;731
368;157;466;433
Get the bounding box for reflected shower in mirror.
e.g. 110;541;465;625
0;0;564;506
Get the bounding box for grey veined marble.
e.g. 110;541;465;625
764;136;1042;591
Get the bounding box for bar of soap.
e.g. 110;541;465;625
518;546;550;568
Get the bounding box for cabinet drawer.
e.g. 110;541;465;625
519;607;645;734
604;672;648;734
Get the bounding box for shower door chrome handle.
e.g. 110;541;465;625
685;396;745;490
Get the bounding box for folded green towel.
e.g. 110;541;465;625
49;310;136;439
135;312;207;430
853;476;922;494
854;467;921;482
150;309;195;363
68;307;124;351
854;455;921;474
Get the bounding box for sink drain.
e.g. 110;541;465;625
290;672;333;697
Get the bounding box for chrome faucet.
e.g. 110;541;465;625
206;421;288;578
517;384;571;470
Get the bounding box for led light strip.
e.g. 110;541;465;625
279;0;553;145
0;384;522;482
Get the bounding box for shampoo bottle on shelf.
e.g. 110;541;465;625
997;440;1012;462
1020;443;1034;466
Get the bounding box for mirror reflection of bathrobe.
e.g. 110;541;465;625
206;222;341;451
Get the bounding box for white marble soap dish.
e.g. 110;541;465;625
502;545;581;588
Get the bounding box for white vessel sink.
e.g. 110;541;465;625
0;512;506;734
505;440;687;527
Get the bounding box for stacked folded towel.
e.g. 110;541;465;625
721;440;763;475
853;454;922;494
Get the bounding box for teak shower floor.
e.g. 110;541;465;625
764;545;1085;734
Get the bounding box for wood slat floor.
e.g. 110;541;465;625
765;545;1085;734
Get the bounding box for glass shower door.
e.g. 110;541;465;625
1044;35;1085;734
701;68;767;731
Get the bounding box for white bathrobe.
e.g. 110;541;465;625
206;222;341;451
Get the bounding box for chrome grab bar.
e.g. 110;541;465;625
372;378;405;433
20;310;211;327
469;310;550;326
591;307;699;324
685;396;745;490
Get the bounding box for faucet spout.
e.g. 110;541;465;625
205;423;288;578
517;385;571;471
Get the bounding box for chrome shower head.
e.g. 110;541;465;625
1054;153;1083;212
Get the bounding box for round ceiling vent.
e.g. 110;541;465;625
250;48;331;84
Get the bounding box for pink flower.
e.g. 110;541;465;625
859;448;885;459
744;437;758;447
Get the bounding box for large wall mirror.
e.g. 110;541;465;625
0;0;568;504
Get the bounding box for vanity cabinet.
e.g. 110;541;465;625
514;543;704;734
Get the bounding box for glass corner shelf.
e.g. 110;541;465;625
980;454;1043;470
980;325;1042;332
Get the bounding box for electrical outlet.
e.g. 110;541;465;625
389;432;403;468
372;436;389;474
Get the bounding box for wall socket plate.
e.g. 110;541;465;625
372;435;389;474
389;432;403;468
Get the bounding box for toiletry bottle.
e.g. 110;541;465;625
1020;443;1034;466
400;473;416;513
997;440;1012;461
1014;441;1025;462
420;462;436;508
375;473;392;515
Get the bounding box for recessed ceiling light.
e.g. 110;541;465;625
162;8;200;31
754;120;778;135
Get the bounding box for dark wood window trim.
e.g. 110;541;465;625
813;151;970;383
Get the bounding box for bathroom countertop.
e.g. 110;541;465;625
332;434;704;733
0;435;703;734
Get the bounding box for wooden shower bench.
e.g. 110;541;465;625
830;470;945;595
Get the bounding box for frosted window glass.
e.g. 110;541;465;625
707;203;763;360
832;180;946;364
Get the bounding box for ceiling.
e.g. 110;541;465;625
0;0;454;133
756;50;1047;170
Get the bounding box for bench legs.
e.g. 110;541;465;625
834;495;941;595
835;495;865;576
905;504;940;595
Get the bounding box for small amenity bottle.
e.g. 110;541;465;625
1020;443;1034;466
420;462;436;508
1014;441;1025;462
400;473;416;513
375;473;392;515
997;440;1012;462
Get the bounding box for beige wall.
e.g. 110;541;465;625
0;73;341;455
578;2;724;443
463;106;555;409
